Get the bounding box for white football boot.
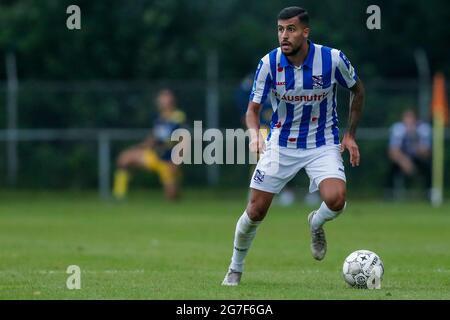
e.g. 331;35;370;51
221;269;242;286
308;211;327;260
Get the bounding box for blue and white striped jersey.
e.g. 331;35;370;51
250;40;358;149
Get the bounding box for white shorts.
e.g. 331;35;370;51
249;142;346;194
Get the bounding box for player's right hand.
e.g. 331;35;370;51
249;135;266;155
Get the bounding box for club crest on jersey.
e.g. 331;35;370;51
253;169;265;183
312;75;324;89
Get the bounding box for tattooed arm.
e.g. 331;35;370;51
341;78;365;167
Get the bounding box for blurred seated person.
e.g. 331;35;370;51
113;89;186;201
387;109;431;199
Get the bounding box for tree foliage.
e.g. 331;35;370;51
1;0;449;80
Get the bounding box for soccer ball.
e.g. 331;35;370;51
342;249;384;288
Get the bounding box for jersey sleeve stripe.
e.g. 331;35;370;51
339;51;351;70
250;58;272;104
261;75;272;103
335;67;350;88
269;49;278;89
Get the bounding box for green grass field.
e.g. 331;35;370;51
0;189;449;300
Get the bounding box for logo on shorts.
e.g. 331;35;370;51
253;169;265;183
338;167;345;173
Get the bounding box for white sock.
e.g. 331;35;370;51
229;211;261;272
311;201;346;231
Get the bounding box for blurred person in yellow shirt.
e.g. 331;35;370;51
113;89;186;201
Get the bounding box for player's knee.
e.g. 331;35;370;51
324;190;346;212
246;200;269;221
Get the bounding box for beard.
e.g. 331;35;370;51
281;42;302;56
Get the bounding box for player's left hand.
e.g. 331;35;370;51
340;133;360;167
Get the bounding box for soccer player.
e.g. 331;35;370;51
112;89;186;201
222;7;365;286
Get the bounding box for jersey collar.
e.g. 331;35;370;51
280;39;315;69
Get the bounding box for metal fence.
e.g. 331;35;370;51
0;127;448;198
0;79;448;198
